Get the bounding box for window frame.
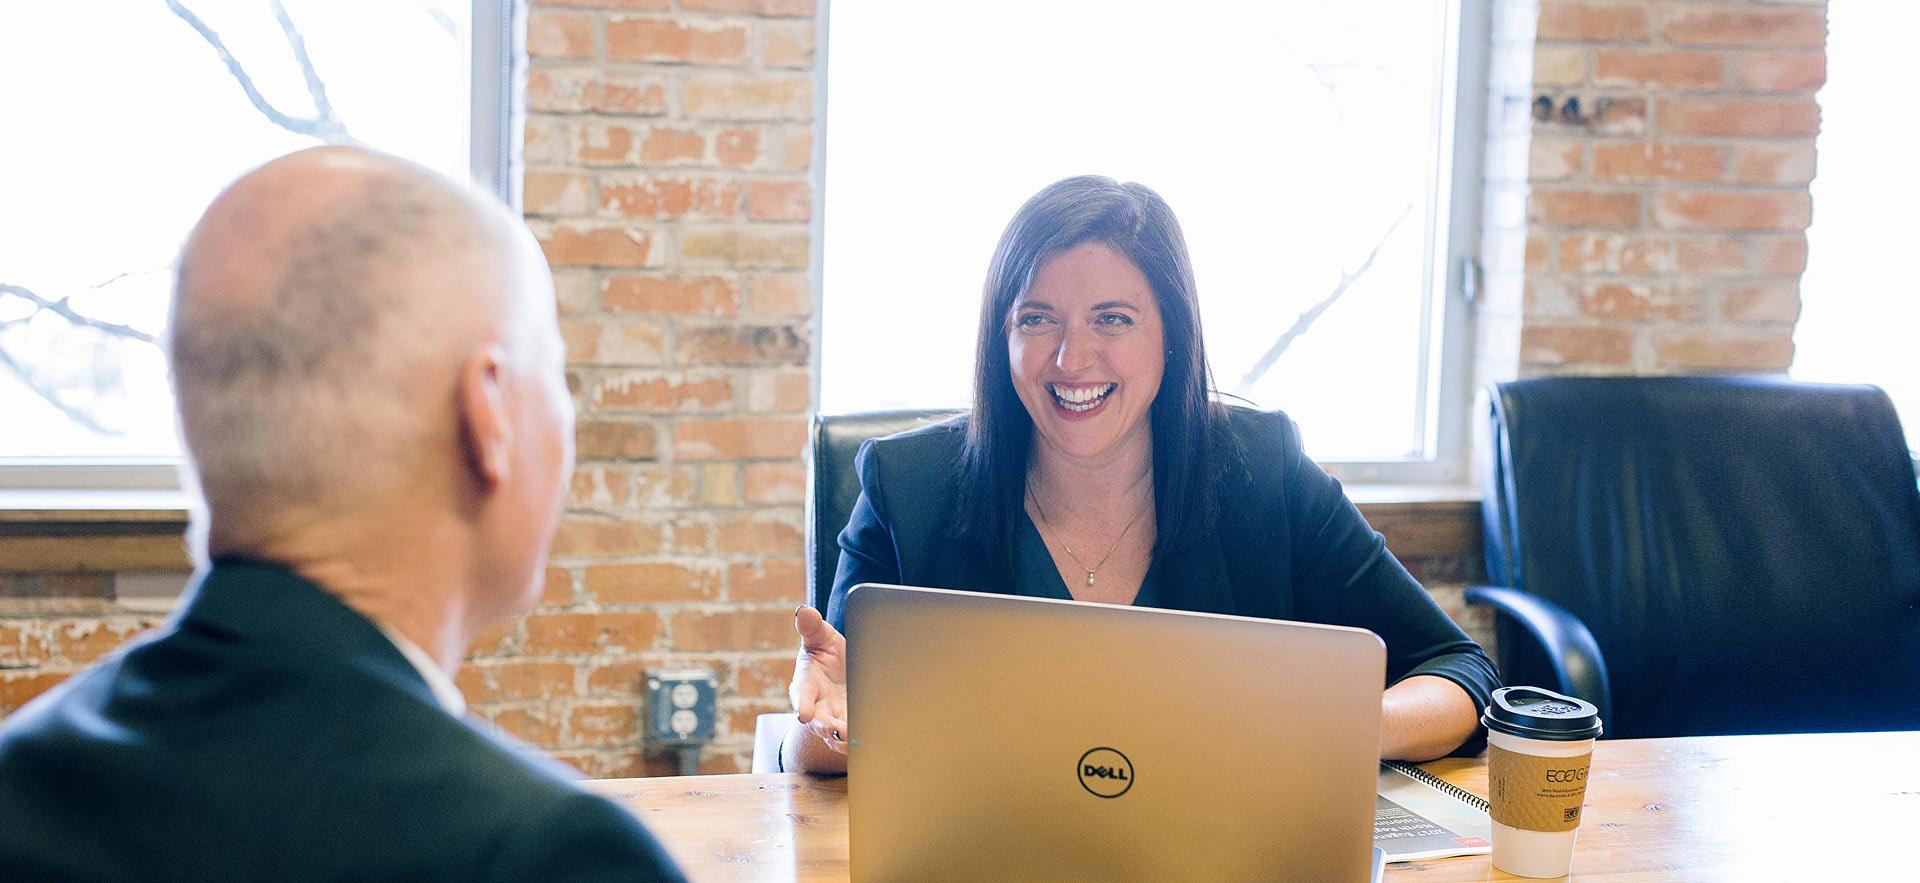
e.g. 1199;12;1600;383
812;0;1491;489
0;0;524;499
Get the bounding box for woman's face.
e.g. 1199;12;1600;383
1007;241;1165;463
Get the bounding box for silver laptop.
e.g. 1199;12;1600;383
846;584;1386;882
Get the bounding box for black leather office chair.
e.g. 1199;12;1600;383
1468;375;1920;739
806;409;963;613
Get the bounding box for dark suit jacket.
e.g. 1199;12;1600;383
0;559;683;882
824;407;1500;753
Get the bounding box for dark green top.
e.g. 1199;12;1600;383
1015;511;1162;607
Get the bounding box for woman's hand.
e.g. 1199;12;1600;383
788;606;850;756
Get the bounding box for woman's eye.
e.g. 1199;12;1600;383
1093;312;1134;333
1015;313;1056;332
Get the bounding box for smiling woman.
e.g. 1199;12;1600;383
782;177;1498;775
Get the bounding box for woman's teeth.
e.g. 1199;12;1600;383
1049;383;1116;412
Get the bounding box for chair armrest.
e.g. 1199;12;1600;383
1465;586;1613;724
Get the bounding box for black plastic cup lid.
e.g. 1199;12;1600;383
1482;686;1602;741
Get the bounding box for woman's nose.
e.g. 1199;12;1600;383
1054;325;1097;372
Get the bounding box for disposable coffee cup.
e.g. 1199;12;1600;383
1481;686;1602;879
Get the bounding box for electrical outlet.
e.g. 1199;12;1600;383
645;668;717;745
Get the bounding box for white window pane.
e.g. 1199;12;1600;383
1792;3;1920;452
821;0;1456;462
0;0;470;461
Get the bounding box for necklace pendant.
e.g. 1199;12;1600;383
1085;571;1095;588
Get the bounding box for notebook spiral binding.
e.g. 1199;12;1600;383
1384;761;1491;813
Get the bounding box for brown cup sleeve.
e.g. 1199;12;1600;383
1488;744;1593;833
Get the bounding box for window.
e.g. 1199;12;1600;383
819;0;1484;479
0;0;515;488
1791;3;1920;454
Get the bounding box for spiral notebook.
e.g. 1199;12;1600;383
1374;762;1493;863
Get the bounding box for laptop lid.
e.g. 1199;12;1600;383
846;584;1386;882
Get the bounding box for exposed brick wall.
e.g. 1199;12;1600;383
1478;0;1825;379
487;0;819;776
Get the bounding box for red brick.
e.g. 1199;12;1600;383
542;0;668;8
747;364;808;412
1525;234;1552;272
735;655;797;697
745;273;809;317
554;271;599;315
1538;3;1648;42
42;574;114;598
601;175;742;219
570;465;637;511
547;750;596;776
1756;236;1808;275
542;566;576;608
458;660;578;704
561;320;602;365
728;557;806;603
524;171;593;216
595;320;670;366
1556;234;1673;275
745;180;811;221
682;0;815;15
1721;282;1801;323
585;658;650;697
1654;192;1811;232
715;129;760;167
1593;50;1722;89
566;702;641;747
524;611;662;656
1521;325;1634;367
550;518;668;558
576;419;658;460
640;128;704;165
1589;96;1648;136
0;622;47;667
608;18;748;64
713;511;804;555
1732;51;1826;92
0;670;69;715
685;75;812;121
763;21;814;69
1590;143;1723;183
1729;144;1817;186
572;123;634;166
1529;138;1582;181
743;462;805;504
1578;282;1702;322
605;275;741;316
538;225;655;268
700;463;741;506
1529;189;1641;229
676;324;809;366
1663;8;1825;48
1674;238;1747;275
1658;98;1819;137
1533;47;1586;88
46;620;151;665
1654;330;1793;371
635;465;702;509
669;608;794;652
679;228;810;268
773;126;812;170
587;562;722;604
590;371;734;411
674;417;808;461
524;119;565;165
491;707;562;746
639;749;744;777
528;12;595;59
527;69;668;115
466;620;518;658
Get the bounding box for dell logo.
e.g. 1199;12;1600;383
1077;747;1134;798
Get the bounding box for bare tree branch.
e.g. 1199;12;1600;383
0;344;116;436
1236;202;1415;393
0;284;158;344
85;266;168;292
163;0;356;144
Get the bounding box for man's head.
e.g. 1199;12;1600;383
170;146;573;627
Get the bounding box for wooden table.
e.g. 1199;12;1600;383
584;731;1920;881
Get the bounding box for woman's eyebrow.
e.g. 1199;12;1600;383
1090;301;1140;312
1013;300;1055;311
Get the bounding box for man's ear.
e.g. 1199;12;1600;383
457;345;513;493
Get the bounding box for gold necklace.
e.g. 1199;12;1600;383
1026;480;1151;590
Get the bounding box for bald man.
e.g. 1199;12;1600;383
0;148;684;881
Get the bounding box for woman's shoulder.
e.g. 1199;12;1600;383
1217;402;1305;457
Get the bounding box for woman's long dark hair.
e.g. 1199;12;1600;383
956;176;1227;572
